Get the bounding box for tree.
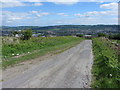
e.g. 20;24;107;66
11;31;18;37
109;34;120;40
98;33;107;37
76;34;83;37
21;29;32;40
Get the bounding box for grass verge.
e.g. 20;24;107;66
2;36;84;69
92;37;120;88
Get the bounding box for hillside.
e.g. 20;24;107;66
1;25;119;36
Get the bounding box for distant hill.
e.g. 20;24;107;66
1;25;118;31
1;25;119;36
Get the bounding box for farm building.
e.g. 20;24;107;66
84;35;92;39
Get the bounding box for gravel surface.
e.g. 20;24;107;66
2;40;93;88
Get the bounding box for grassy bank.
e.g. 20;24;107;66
110;39;120;44
2;36;84;68
92;38;120;88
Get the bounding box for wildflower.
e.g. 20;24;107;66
110;74;112;77
12;54;14;56
16;54;19;56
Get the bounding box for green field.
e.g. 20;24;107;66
92;38;120;88
2;36;84;68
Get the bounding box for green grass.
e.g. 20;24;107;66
117;40;120;44
2;36;84;68
92;38;120;88
110;39;120;44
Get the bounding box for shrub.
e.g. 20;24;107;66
76;34;83;37
109;34;120;40
21;29;32;40
98;33;107;37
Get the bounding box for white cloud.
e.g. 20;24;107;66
2;10;50;24
48;16;117;25
0;0;43;8
2;11;30;23
1;0;119;7
1;1;118;25
56;21;62;24
85;11;117;16
41;12;49;15
67;17;117;25
74;2;118;18
1;0;119;2
33;2;43;6
74;14;83;17
100;3;118;10
22;0;43;2
30;11;49;17
31;11;38;14
21;0;120;2
0;0;26;8
75;10;117;18
46;0;79;5
57;13;68;16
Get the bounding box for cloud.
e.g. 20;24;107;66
18;0;80;5
1;1;118;26
57;13;68;16
100;3;118;10
2;11;30;24
74;14;83;17
74;2;118;18
0;0;26;8
1;0;119;2
33;2;43;6
46;0;79;5
86;11;117;16
30;11;49;17
56;21;62;24
75;11;117;18
0;0;43;8
2;10;50;24
1;0;119;7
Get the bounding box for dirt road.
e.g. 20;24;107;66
2;40;93;88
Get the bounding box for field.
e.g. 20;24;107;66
2;36;84;68
92;38;120;88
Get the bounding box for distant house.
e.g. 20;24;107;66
32;33;41;37
42;36;45;37
84;35;92;39
3;34;9;36
18;30;21;32
15;34;19;37
32;34;39;37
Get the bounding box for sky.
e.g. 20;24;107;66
0;0;119;26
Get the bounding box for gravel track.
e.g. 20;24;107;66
2;40;93;88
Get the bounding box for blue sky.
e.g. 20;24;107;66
1;0;118;26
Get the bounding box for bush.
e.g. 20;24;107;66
76;34;83;37
109;34;120;40
21;29;32;40
98;33;107;37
